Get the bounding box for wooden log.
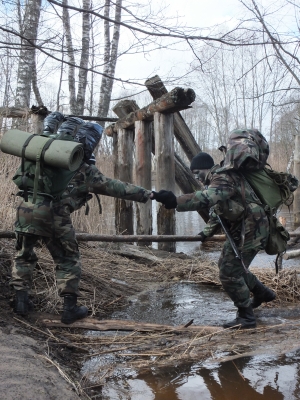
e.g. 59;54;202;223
0;231;225;242
175;153;210;223
112;100;140;238
0;106;31;119
145;75;201;162
31;113;45;135
115;128;134;235
0;106;117;122
282;249;300;260
105;87;195;136
293;134;300;228
154;112;176;252
135;120;152;245
41;317;222;333
113;100;139;118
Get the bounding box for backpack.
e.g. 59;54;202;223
10;115;85;204
4;113;103;212
242;166;298;212
217;129;299;259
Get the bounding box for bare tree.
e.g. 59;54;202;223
62;0;91;115
97;0;122;125
15;0;42;109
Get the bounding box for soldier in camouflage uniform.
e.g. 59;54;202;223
11;118;151;324
151;129;276;329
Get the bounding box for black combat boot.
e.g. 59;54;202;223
61;294;88;324
15;290;30;316
251;281;276;309
223;306;256;329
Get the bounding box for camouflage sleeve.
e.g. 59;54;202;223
176;173;236;212
202;214;220;237
85;165;151;203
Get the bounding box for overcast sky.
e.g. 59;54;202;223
113;0;244;93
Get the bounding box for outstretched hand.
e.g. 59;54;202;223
150;190;177;209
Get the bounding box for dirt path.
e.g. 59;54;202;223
0;321;80;400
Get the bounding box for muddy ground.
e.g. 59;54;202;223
0;237;300;399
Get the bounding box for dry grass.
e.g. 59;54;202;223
1;234;300;395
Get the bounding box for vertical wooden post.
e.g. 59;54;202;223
135;120;152;245
113;100;139;236
294;134;300;228
115;128;134;235
154;112;176;252
145;75;201;161
31;113;45;134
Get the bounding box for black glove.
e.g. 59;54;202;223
197;231;207;242
151;190;177;209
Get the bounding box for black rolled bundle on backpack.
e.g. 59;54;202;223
56;117;85;141
42;111;65;137
75;123;103;161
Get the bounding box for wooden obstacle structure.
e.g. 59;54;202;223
1;75;300;256
104;77;212;252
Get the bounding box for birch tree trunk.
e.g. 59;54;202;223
31;48;44;106
62;0;76;114
15;0;41;111
97;0;122;126
76;0;91;115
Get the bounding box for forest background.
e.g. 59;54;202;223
0;0;299;236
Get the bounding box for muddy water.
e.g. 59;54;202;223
85;284;300;399
87;208;300;398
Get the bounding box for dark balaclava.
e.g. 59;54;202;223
190;152;215;184
190;152;214;171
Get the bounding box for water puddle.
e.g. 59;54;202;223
101;351;300;399
84;208;299;397
83;284;300;399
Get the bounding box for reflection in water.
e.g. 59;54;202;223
102;351;300;399
92;284;300;399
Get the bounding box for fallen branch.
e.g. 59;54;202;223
42;317;221;334
282;249;300;260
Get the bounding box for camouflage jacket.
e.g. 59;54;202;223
15;163;151;237
177;169;269;251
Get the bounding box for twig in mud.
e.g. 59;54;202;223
37;354;82;396
232;361;246;381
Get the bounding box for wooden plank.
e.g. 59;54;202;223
135;120;152;245
105;87;195;136
154;112;176;252
42;317;222;333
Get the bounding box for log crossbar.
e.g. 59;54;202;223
0;231;224;242
0;231;299;243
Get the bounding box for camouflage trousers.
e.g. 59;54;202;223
10;232;81;296
218;241;260;308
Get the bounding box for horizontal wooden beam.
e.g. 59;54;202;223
0;231;225;242
0;106;117;122
105;87;196;136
